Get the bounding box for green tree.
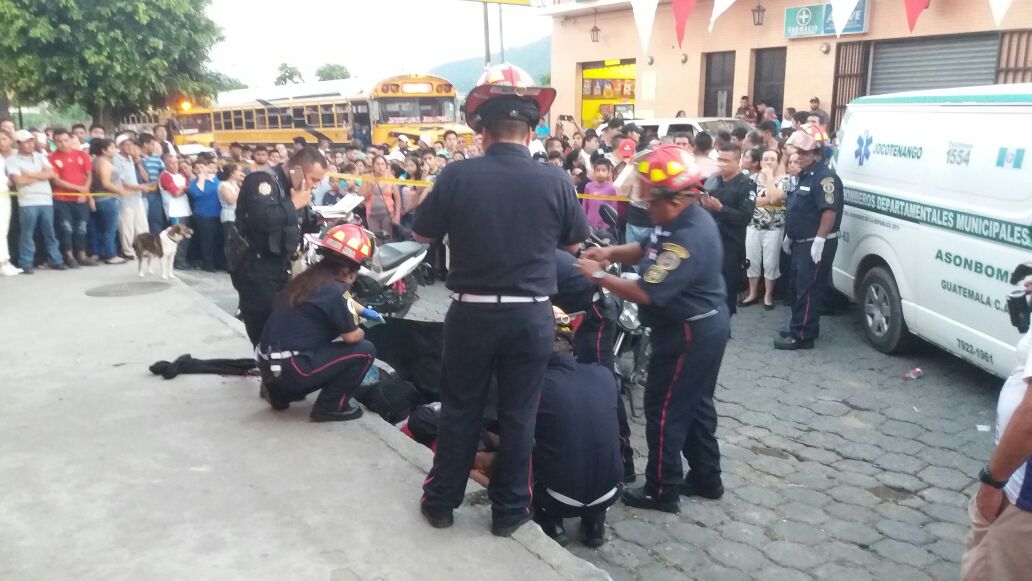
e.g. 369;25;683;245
0;0;223;128
315;63;350;82
214;73;247;91
539;73;551;87
275;63;304;86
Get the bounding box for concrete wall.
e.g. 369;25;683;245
550;0;1032;124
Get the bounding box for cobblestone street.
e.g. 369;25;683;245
572;301;1000;581
185;271;1001;580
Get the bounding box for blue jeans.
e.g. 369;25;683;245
93;197;121;259
18;205;63;268
144;191;166;234
54;200;91;256
624;223;652;247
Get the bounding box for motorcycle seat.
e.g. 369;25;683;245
376;241;428;271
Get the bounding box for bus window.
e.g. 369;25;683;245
305;106;319;126
281;109;292;128
256;109;267;130
220;111;231;130
335;104;349;127
268;109;280;129
292;107;304;127
232;110;243;130
178;112;212;135
375;97;456;124
321;104;335;127
214;114;223;131
244;110;255;130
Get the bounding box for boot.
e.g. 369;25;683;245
621;486;679;514
534;513;569;546
310;400;363;422
580;519;606;548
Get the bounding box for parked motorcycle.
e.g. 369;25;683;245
594;205;649;416
306;194;428;318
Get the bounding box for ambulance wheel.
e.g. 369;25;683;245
859;266;912;354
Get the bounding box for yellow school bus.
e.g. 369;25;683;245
368;74;473;146
168;74;471;149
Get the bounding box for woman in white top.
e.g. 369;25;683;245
217;163;243;224
0;131;20;276
962;272;1032;580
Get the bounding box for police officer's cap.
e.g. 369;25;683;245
475;95;542;129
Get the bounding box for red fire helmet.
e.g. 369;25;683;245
305;224;373;265
464;63;557;132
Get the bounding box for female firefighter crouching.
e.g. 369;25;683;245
257;224;377;422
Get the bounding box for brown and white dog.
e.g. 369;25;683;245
133;223;193;279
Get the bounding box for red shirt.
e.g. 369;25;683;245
49;149;92;202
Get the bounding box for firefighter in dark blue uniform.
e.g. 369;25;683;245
533;307;623;548
578;145;730;513
230;147;325;344
774;130;844;350
552;248;636;480
412;64;590;536
256;224;377;421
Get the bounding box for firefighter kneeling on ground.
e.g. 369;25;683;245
256;224;378;422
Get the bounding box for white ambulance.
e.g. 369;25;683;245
832;84;1032;377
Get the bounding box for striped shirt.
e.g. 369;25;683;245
141;154;164;184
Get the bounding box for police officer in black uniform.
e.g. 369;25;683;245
256;224;376;421
578;145;729;513
231;146;325;344
552;248;635;480
774;130;843;350
533;308;623;548
412;64;590;536
701;143;757;316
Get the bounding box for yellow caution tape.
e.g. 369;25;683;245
1;191;124;197
577;193;631;202
328;172;433;188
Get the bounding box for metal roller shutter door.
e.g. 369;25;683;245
870;34;999;95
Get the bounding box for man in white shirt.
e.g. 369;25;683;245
6;130;66;273
112;134;149;259
963;272;1032;580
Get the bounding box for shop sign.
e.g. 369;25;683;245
785;0;868;39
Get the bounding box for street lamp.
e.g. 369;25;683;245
590;9;601;43
752;1;766;26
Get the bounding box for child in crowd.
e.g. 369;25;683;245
581;158;618;231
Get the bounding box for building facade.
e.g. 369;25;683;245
544;0;1032;128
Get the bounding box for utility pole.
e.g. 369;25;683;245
498;4;505;63
483;3;492;67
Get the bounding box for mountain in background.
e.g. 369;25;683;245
430;36;551;93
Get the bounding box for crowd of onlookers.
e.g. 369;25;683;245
0;121;479;277
0;97;831;285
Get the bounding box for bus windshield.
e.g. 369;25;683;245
176;113;212;135
373;97;457;124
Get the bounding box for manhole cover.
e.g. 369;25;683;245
86;281;171;297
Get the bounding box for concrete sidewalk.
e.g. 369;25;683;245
0;264;609;581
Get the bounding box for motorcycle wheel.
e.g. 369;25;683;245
391;274;419;318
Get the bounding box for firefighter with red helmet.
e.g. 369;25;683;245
577;144;731;513
413;63;590;535
256;224;377;422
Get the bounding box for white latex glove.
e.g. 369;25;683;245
782;237;793;255
811;236;826;264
